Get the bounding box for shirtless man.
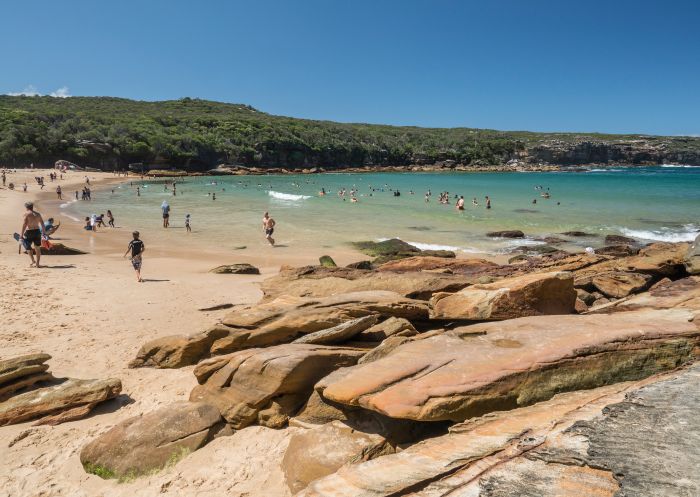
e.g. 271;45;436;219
262;212;276;246
20;202;46;267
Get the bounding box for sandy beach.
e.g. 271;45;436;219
0;169;314;497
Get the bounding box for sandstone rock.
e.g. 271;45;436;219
317;310;699;422
486;230;524;238
622;241;689;277
377;256;507;277
351;238;455;263
574;298;588;313
132;292;427;368
298;382;638;497
0;378;122;426
80;402;228;479
261;265;472;301
430;271;576;320
591;271;652;298
190;344;364;429
319;255;337;268
0;353;51;391
453;364;700;497
587;276;700;314
685;233;700;274
576;288;595;305
356;317;417;342
592;297;612;307
595;244;640;257
282;421;394;493
129;326;230;369
292;315;379;345
604;234;637;245
345;260;373;270
209;263;260;274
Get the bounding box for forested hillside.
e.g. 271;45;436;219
1;96;699;170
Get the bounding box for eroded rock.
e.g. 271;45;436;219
317;310;699;422
430;271;576;320
209;263;260;274
80;402;229;479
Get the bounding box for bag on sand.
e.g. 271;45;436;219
41;238;53;250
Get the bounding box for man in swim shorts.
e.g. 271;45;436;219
19;202;46;267
123;231;145;282
262;212;276;246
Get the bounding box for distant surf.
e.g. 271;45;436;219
618;225;699;243
268;191;312;201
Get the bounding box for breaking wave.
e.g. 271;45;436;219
618;225;699;243
268;191;312;201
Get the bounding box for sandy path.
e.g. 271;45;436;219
0;169;295;497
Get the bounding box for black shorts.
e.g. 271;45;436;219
265;228;274;237
24;229;42;247
163;213;169;219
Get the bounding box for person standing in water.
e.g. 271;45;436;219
456;196;465;210
185;214;191;233
123;231;145;282
161;201;170;228
485;196;492;209
19;202;46;268
56;185;62;200
262;212;276;246
107;210;115;228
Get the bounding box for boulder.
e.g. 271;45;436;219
0;353;52;400
0;378;122;426
292;315;379;345
209;263;260;275
80;402;229;479
591;271;653;298
260;265;472;301
356;317;417;342
351;238;455;264
282;421;394;494
190;344;364;429
685;233;700;274
561;231;594;237
486;230;524;238
595;244;640;257
129;326;230;369
317;310;699;422
604;234;637;245
319;255;337;268
622;242;689;277
430;271;577;320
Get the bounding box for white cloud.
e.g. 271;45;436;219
6;85;71;98
49;86;71;98
7;85;41;96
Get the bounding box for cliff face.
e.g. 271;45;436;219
525;139;700;166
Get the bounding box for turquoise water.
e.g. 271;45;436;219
64;166;700;255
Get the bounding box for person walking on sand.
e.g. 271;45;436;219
19;202;46;268
123;231;145;282
107;210;115;228
262;212;276;246
56;185;62;200
185;214;191;233
161;201;170;228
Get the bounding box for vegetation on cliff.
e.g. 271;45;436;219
1;95;698;170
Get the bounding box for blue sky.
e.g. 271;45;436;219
2;0;698;135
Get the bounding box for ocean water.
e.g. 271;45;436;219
64;166;700;255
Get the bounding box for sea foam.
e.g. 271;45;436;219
268;191;312;201
618;225;699;243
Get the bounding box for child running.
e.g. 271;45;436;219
123;231;145;282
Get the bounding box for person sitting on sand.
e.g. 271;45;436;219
43;218;61;237
19;202;46;268
84;217;93;231
123;231;145;282
262;212;276;246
